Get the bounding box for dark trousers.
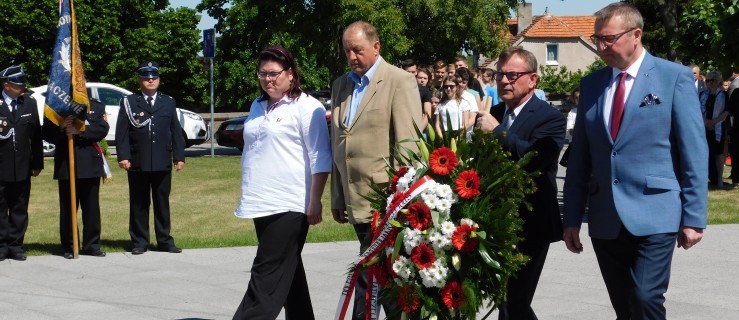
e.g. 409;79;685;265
0;180;31;255
730;132;739;183
127;171;175;249
233;212;313;320
58;178;102;253
352;223;400;320
592;227;676;320
498;241;551;320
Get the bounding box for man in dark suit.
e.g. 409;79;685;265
0;65;43;261
563;3;707;319
116;61;185;255
476;47;566;320
43;98;109;259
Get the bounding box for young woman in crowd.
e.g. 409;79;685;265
434;76;476;139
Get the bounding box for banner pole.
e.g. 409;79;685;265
68;135;79;259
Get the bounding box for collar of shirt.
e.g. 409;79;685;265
141;91;158;103
348;56;383;87
258;94;294;116
507;95;532;118
345;57;383;126
603;49;647;128
2;91;15;108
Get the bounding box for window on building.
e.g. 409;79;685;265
546;44;559;65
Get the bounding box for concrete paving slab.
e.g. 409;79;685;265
1;224;738;320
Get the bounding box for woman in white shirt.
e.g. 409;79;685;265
434;76;475;139
233;45;331;320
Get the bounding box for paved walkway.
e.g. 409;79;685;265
1;223;738;319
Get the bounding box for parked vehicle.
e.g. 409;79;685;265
29;82;209;153
214;116;248;151
215;91;332;151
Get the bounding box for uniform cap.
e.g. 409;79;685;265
137;61;160;79
0;65;28;85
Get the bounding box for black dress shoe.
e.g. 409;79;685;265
0;252;6;261
63;252;74;259
164;246;182;253
10;251;26;261
131;247;147;255
83;250;106;257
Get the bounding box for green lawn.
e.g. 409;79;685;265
22;156;739;256
24;155;356;256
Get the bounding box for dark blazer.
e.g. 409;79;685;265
115;92;185;172
43;99;109;180
491;95;566;245
0;94;43;182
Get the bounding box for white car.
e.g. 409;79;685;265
29;82;209;150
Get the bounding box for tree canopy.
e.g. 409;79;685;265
197;0;519;110
0;0;207;108
626;0;739;74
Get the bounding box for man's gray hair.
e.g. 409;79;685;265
343;21;380;43
497;47;538;73
595;2;644;30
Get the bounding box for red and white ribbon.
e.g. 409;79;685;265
335;175;435;320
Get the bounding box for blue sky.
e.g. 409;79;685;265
170;0;615;33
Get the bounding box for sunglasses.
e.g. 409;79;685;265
443;85;456;89
706;79;718;83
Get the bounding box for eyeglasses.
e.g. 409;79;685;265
706;79;718;83
257;69;284;80
590;28;636;47
494;71;534;82
443;84;456;89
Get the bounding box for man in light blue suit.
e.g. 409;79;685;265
562;3;708;320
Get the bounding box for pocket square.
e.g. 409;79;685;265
640;93;661;107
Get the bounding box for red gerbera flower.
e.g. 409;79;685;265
391;167;410;192
441;281;466;309
452;224;479;253
455;169;481;199
405;201;432;230
398;286;421;314
411;243;436;269
429;147;458;175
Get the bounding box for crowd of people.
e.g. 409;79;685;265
690;64;739;188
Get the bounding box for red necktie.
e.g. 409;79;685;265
610;72;628;140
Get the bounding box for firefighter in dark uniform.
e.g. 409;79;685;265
116;61;185;255
43;98;110;259
0;65;43;261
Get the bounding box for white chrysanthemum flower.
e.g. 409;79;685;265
440;221;456;236
428;230;444;251
423;195;440;211
402;167;417;184
418;259;449;288
397;176;410;192
392;256;414;280
426;230;452;251
435;184;454;200
403;228;423;253
436;199;452;214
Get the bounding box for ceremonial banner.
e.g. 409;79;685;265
45;0;89;129
45;0;90;259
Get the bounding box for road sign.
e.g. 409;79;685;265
203;29;216;58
